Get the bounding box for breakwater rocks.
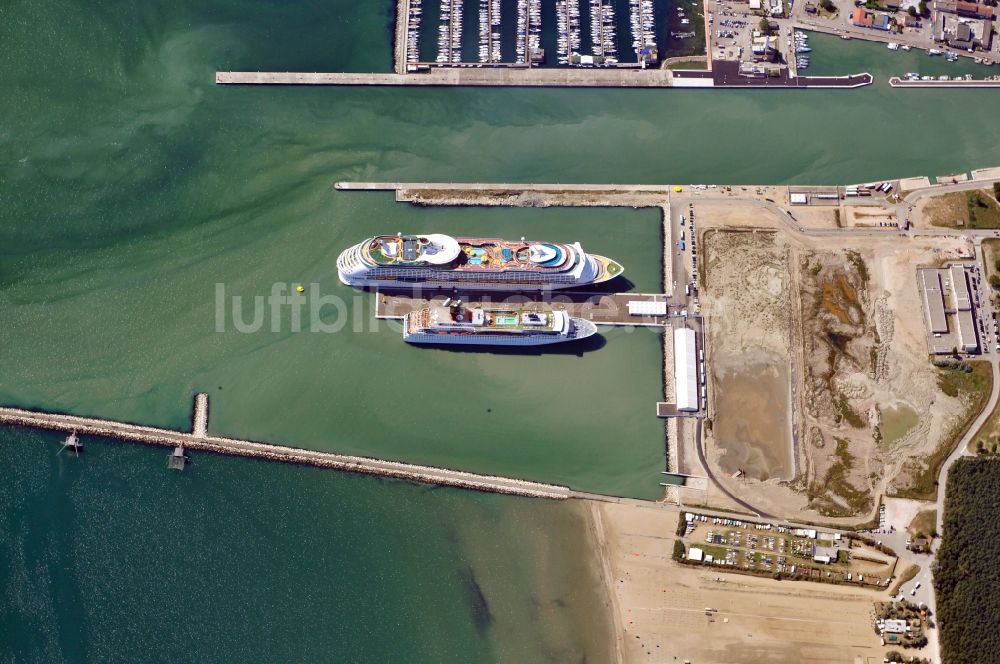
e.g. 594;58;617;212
0;403;570;499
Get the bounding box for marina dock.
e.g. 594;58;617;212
1;395;571;499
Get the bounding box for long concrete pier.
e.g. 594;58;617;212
1;396;570;499
376;290;672;327
216;69;675;87
215;67;871;89
889;76;1000;88
336;181;676;192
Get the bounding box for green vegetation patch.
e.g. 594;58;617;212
926;192;970;228
927;190;1000;229
966;190;1000;229
935;457;1000;661
983;238;1000;291
907;508;937;539
665;58;709;70
897;362;992;500
808;437;872;516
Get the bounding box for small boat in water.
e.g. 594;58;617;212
887;42;899;50
927;48;943;56
795;46;811;53
901;44;911;51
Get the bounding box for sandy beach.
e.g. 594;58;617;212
589;500;887;664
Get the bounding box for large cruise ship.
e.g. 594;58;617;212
337;233;623;290
403;301;598;346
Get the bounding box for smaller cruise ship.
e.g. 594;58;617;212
403;300;597;346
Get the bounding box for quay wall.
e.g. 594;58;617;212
338;181;677;192
216;70;674;87
889;76;1000;88
393;0;408;74
0;406;570;499
216;70;870;89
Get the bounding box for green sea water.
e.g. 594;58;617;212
3;0;1000;660
0;428;611;662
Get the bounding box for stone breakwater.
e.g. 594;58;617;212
0;405;571;500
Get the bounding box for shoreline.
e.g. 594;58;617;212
588;501;627;664
590;500;888;663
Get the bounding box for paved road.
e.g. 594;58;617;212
692;418;776;518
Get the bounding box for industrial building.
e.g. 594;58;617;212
918;265;979;354
951;264;971;311
956;310;979;352
920;269;948;334
674;327;699;412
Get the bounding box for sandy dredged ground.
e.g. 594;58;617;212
695;201;976;522
592;501;886;664
843;205;898;228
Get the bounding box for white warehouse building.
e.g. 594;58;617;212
674;327;699;412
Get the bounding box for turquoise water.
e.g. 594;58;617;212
3;0;1000;660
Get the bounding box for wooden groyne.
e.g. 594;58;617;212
1;396;570;499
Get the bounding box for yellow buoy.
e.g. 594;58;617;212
295;284;305;293
674;186;683;193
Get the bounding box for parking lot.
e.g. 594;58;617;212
708;0;802;72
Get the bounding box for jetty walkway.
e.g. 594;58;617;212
216;69;673;88
889;76;1000;88
336;181;676;192
215;67;871;90
377;290;671;327
0;396;570;499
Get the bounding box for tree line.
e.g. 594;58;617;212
933;458;1000;663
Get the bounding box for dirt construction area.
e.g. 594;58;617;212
594;501;886;664
696;201;980;522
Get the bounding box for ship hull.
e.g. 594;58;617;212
403;318;598;346
337;240;623;291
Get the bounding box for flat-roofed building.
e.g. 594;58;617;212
934;0;994;19
957;309;979;352
921;270;948;334
883;618;908;634
674;327;699;412
951;265;972;311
